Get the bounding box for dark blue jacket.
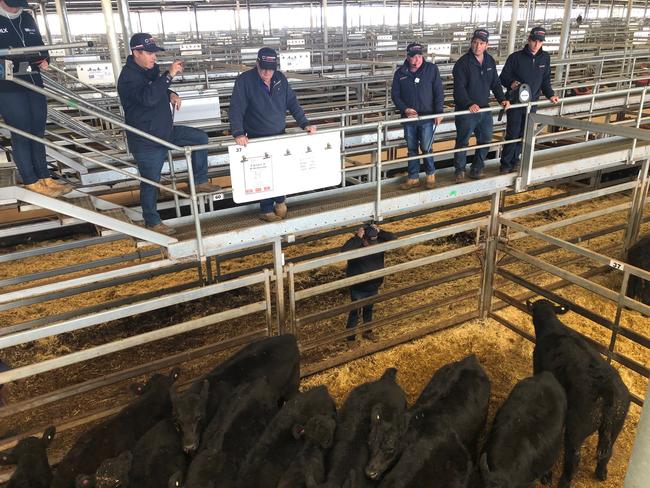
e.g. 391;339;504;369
499;45;555;102
391;60;445;120
228;68;309;138
0;11;49;93
452;49;505;110
117;55;174;152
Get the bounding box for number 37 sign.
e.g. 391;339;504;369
228;132;342;204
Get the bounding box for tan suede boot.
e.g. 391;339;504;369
25;180;64;198
274;202;288;218
42;177;73;195
260;212;282;222
399;178;420;190
425;174;436;189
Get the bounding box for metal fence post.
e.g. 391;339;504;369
184;147;205;260
272;237;286;333
479;191;502;319
375;123;383;222
168;151;181;218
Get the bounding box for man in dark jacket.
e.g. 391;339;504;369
342;224;396;342
117;33;220;235
228;47;316;222
452;29;510;182
499;26;559;174
0;0;72;197
391;42;444;190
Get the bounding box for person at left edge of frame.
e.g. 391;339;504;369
0;0;73;197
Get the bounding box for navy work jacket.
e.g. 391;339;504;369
499;45;555;102
452;49;505;110
117;56;175;152
391;60;445;123
228;68;309;139
0;11;49;93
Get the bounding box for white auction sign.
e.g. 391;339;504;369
228;132;341;204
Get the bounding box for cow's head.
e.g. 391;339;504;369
365;402;408;481
292;414;336;449
526;299;568;315
0;426;55;466
75;450;132;488
172;379;209;453
130;368;181;397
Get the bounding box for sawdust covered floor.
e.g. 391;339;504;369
303;318;641;488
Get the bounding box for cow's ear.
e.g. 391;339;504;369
170;368;181;383
75;474;94;488
42;425;56;445
292;423;305;439
129;383;144;396
0;450;16;465
370;403;383;423
554;304;569;315
525;299;534;312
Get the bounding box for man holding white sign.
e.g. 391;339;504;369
229;47;316;222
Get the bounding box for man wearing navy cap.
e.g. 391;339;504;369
341;223;396;343
228;47;316;222
499;26;559;174
452;29;510;182
391;42;445;190
117;33;220;235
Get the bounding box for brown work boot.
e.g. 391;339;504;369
41;177;73;195
25;180;65;198
455;172;466;183
362;330;377;341
399;178;420;190
260;212;282;222
425;174;436;189
146;223;177;235
274;202;288;218
195;182;222;193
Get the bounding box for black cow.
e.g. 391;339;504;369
366;355;490;481
378;428;472;488
325;367;407;487
238;385;337;488
627;236;650;305
0;426;56;488
276;414;337;488
173;334;300;453
480;372;567;487
0;359;10;407
170;380;209;453
75;450;133;488
52;368;180;488
129;418;187;488
184;377;281;488
529;299;630;488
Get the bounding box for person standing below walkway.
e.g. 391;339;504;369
0;0;72;197
342;224;396;343
452;29;510;183
117;33;220;236
229;47;316;222
499;26;559;174
391;42;444;190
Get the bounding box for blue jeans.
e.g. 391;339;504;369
132;125;209;226
0;90;49;185
454;111;493;175
346;287;378;339
404;122;435;179
260;195;286;214
500;107;535;171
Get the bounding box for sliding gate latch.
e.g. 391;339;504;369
0;59;13;81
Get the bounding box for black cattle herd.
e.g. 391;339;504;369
0;296;638;488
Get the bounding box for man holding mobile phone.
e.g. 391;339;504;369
117;33;220;235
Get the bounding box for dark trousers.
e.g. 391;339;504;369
454;111;493;175
500;107;535;171
132;125;209;226
346;287;378;339
0;90;49;185
404;121;435;178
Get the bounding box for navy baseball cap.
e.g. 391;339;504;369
257;47;278;70
530;26;547;41
406;42;424;57
5;0;28;7
472;29;490;42
130;33;165;52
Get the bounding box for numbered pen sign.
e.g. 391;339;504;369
228;132;341;204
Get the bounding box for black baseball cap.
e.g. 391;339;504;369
257;47;278;70
5;0;28;7
364;224;379;240
472;29;490;42
406;42;424;57
530;26;547;41
130;33;165;52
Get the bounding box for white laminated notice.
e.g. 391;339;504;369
228;132;341;204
